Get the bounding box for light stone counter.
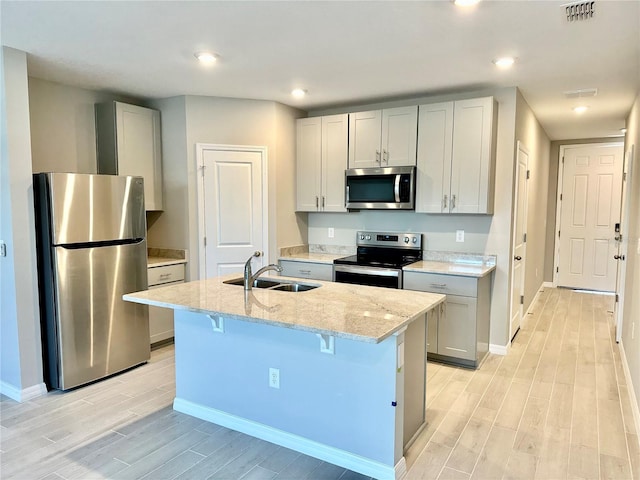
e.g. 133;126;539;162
147;248;187;268
403;260;496;278
124;274;445;343
278;252;345;264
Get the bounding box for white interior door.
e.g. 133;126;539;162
556;143;623;291
196;145;268;279
615;145;633;342
510;142;529;341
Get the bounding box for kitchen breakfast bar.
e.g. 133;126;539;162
124;276;445;480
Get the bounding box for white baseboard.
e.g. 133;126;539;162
619;342;640;441
0;381;47;402
174;397;404;480
543;281;554;288
490;343;509;355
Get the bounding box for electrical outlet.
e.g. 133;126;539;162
0;241;6;257
269;368;280;389
328;227;335;238
456;230;465;242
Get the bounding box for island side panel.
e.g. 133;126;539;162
173;310;401;468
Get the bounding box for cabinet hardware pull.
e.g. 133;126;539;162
316;196;319;208
376;150;381;163
430;283;447;288
443;195;448;210
514;256;522;261
383;150;388;164
322;196;325;208
299;270;312;274
451;194;456;209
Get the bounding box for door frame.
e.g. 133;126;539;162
615;145;634;342
553;141;624;288
195;143;269;280
509;141;529;341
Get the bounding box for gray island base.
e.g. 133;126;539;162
124;275;445;480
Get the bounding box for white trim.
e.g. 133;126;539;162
553;142;624;288
619;342;640;441
195;143;269;280
174;397;404;480
615;145;633;342
489;343;509;356
0;381;47;402
543;281;554;288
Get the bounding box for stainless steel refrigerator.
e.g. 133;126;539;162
34;173;150;390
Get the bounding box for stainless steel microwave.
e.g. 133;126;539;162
345;166;416;210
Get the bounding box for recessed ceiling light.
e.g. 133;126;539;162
194;52;218;65
492;57;516;69
453;0;480;6
291;88;307;98
573;105;589;114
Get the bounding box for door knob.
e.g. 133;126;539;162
614;254;625;260
514;256;522;261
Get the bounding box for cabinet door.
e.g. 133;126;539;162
381;106;417;166
321;114;348;212
416;102;454;213
296;118;322;212
348;110;382;168
450;97;495;214
426;304;439;354
115;103;163;211
437;295;477;361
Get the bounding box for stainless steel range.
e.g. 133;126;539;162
333;231;422;289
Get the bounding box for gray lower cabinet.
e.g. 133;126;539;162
404;271;491;368
147;262;185;345
278;260;333;281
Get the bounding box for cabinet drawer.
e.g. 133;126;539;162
404;271;477;297
147;263;185;286
279;260;333;281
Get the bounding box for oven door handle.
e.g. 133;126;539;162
334;265;400;277
394;174;401;203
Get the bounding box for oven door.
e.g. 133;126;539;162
333;264;402;289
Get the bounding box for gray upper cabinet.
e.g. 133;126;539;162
296;114;348;212
416;97;497;214
96;101;163;211
348;106;418;168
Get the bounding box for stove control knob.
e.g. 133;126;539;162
365;235;371;240
412;237;417;244
404;236;410;244
360;234;365;240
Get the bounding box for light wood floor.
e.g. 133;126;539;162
1;288;638;479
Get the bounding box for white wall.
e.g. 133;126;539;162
0;47;45;399
147;96;306;280
310;87;518;348
28;77;138;174
514;90;551;309
621;93;640;415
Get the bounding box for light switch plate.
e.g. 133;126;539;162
328;227;335;238
456;230;465;242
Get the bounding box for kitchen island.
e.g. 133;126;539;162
124;275;445;480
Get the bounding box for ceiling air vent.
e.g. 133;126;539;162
563;88;598;99
563;1;595;22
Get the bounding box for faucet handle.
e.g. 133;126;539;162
253;251;262;257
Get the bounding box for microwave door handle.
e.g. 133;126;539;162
346;185;350;204
394;175;401;203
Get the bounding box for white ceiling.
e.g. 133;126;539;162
2;1;639;140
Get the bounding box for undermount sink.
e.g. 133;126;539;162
223;277;320;292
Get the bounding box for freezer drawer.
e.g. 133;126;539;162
48;241;150;390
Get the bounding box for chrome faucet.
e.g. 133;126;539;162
243;251;283;290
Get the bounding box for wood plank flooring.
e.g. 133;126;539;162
1;288;638;479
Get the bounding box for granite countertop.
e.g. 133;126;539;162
147;248;187;268
124;274;445;344
403;260;496;278
278;252;347;264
